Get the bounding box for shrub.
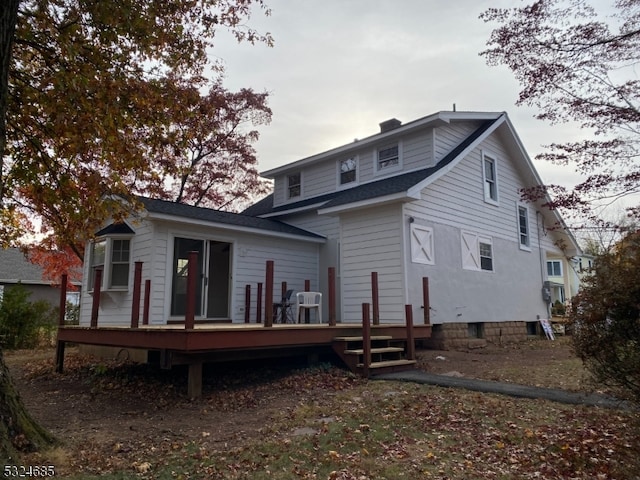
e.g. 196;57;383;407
571;232;640;404
0;284;56;349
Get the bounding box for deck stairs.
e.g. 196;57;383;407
332;335;416;377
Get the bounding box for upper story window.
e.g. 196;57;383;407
482;153;499;204
547;260;562;277
287;173;301;199
518;205;530;249
339;157;357;185
377;144;399;170
89;237;131;290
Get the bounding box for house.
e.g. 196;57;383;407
244;111;580;347
0;247;80;307
78;110;580;350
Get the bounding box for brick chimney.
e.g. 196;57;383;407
379;118;402;133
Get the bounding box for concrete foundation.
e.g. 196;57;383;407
422;321;529;350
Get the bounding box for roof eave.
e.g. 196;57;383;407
145;211;325;243
317;191;419;216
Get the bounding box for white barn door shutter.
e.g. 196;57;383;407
461;231;480;270
411;225;434;265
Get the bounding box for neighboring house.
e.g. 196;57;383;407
79;111;580;348
0;248;80;307
545;253;594;310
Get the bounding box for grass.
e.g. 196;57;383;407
60;381;638;480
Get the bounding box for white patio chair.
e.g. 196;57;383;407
295;291;322;323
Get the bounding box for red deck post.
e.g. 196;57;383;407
328;267;336;326
90;268;102;328
143;279;151;325
185;251;197;329
256;282;263;323
131;261;143;328
362;303;371;378
244;285;251;323
265;260;274;327
55;274;68;373
371;272;380;325
422;277;431;325
405;305;416;361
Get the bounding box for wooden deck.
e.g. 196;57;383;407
57;322;431;353
56;322;432;398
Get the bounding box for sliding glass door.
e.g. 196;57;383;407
170;237;231;319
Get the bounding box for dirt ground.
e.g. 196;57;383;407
4;337;588;475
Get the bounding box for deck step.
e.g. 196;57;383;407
344;347;404;355
333;335;393;342
358;359;417;369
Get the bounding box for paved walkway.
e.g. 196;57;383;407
374;370;635;411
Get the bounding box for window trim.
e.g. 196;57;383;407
547;260;563;277
337;156;358;188
517;204;531;251
482;151;499;205
374;141;402;175
287;172;302;199
89;235;132;292
462;231;494;272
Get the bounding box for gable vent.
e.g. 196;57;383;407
379;118;402;133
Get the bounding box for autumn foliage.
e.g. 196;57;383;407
481;0;640;223
570;230;640;404
1;0;273;261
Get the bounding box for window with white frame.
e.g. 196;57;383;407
377;144;399;170
89;237;131;290
287;173;301;199
518;205;530;249
339;157;357;185
482;153;498;203
410;224;435;265
547;260;562;277
461;231;494;272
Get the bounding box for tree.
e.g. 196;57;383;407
570;231;640;404
0;0;272;463
480;0;640;224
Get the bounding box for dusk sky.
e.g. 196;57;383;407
213;0;592;191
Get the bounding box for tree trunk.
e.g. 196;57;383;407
0;349;56;464
1;0;20;201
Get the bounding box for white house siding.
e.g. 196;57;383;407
279;212;340;319
80;218;320;326
79;219;157;327
272;128;435;208
434;121;484;163
339;204;405;324
403;130;565;325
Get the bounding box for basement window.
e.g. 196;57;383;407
468;322;484;339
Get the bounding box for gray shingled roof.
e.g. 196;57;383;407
243;118;498;217
0;248;47;284
139;197;324;240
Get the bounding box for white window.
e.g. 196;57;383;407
89;237;131;290
377;144;399;170
339;157;357;185
482;153;498;204
462;231;494;272
410;225;435;265
547;260;563;277
518;205;530;249
287;173;301;198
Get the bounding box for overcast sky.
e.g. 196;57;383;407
212;0;587;188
